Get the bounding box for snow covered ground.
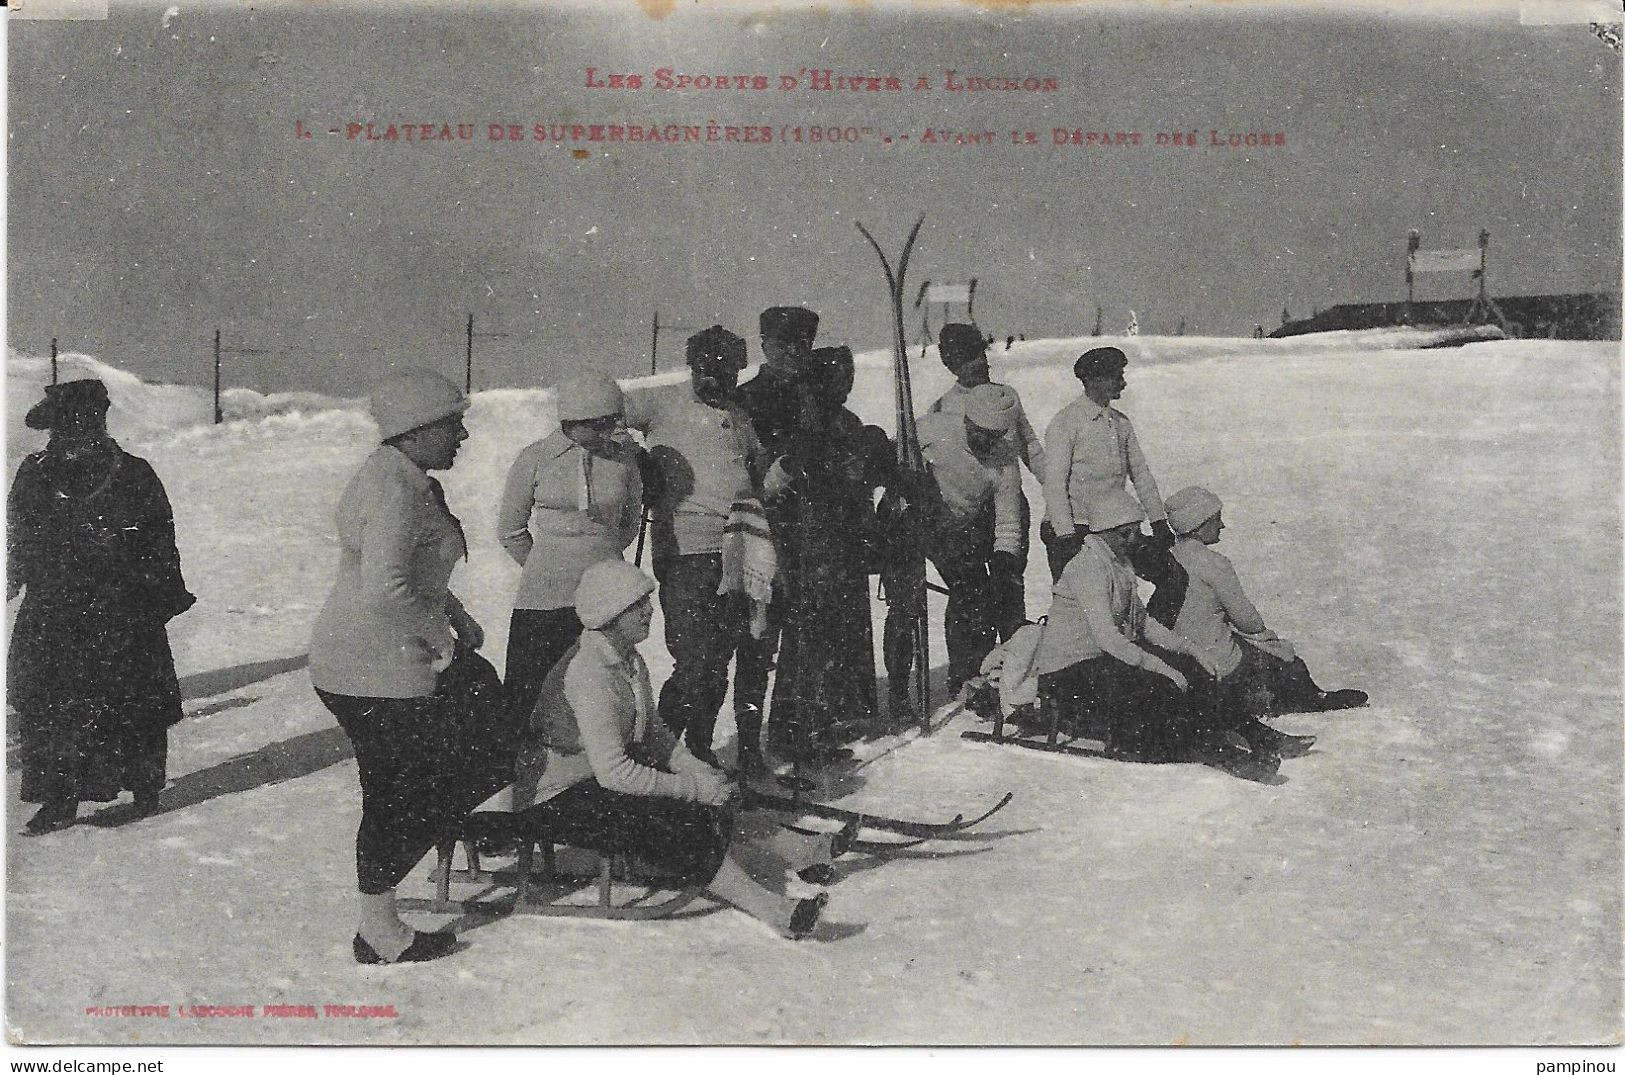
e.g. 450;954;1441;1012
4;331;1621;1045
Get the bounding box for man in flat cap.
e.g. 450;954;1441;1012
887;383;1025;705
624;326;789;766
1042;345;1185;624
927;322;1044;641
732;306;819;771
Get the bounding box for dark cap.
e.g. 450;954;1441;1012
25;379;111;431
1073;346;1128;382
938;323;988;371
686;325;747;372
759;306;819;346
808;344;855;399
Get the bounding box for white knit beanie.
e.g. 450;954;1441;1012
575;560;656;630
1089;488;1147;532
963;384;1020;432
557;375;625;422
1165;486;1223;535
371;370;469;441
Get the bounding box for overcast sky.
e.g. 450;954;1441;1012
8;0;1621;394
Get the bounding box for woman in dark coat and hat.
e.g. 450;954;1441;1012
7;379;195;835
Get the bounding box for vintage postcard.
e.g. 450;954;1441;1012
4;0;1622;1051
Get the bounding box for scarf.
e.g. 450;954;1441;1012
718;497;777;638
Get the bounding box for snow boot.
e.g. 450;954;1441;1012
23;798;78;837
1243;720;1316;759
1277;660;1367;714
353;931;457;965
1309;688;1368;712
1195;730;1281;782
705;852;825;939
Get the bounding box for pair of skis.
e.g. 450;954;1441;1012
743;786;1013;851
857;215;931;732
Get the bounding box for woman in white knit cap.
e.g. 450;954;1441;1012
1164;485;1366;720
496;373;644;722
310;370;514;965
510;560;842;939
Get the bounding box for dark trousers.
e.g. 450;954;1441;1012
655;553;746;750
880;518;1011;702
1226;640;1321;716
929;526;999;695
504;606;583;722
317;650;516;895
986;491;1031;641
1039;644;1223;762
731;583;784;747
525;780;729;882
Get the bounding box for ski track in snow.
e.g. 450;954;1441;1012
5;333;1621;1044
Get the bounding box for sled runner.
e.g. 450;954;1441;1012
395;811;705;920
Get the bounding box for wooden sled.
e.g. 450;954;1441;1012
395;812;706;920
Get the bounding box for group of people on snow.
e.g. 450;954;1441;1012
6;315;1363;965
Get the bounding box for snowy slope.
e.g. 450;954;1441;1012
4;334;1621;1045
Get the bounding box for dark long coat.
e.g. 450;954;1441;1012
7;438;195;802
769;406;883;739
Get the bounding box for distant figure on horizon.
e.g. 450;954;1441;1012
8;378;195;837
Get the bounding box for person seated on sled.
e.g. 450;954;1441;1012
507;560;849;939
1163;486;1368;716
1030;489;1305;769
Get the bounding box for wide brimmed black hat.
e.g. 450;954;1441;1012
25;379;111;431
